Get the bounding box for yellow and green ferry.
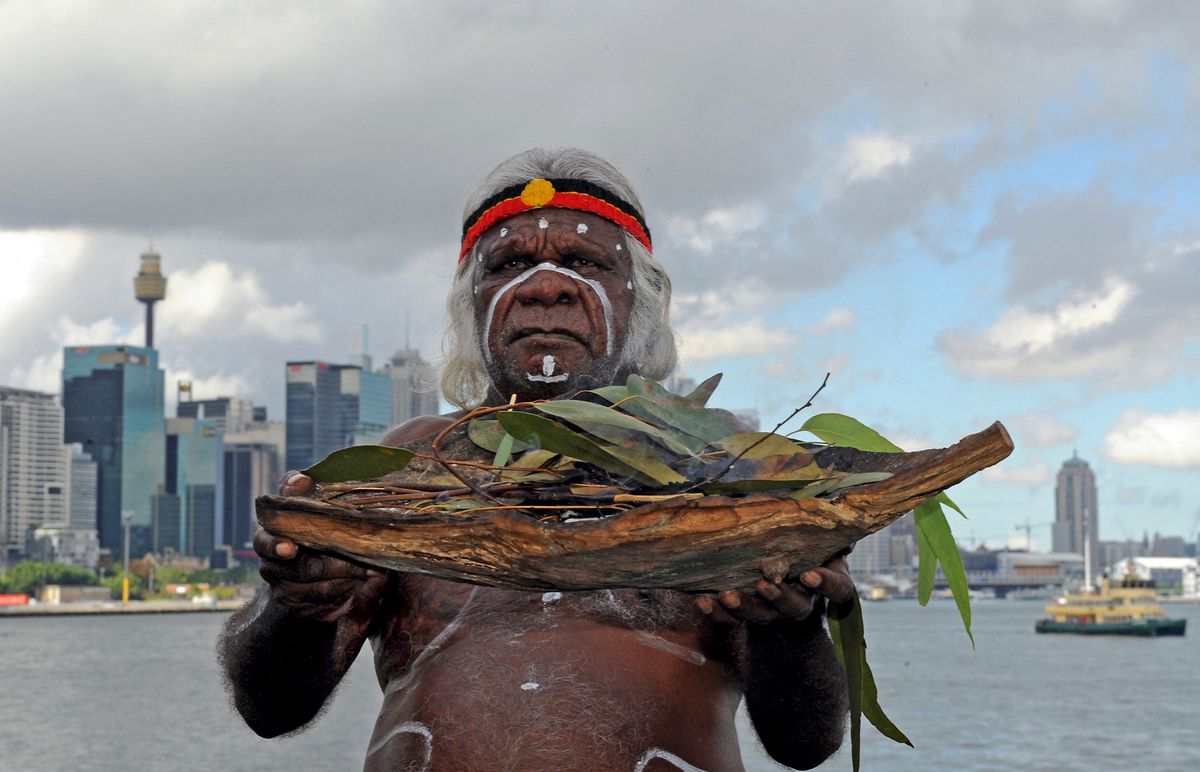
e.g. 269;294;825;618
1035;576;1186;637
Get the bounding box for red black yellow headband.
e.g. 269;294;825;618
460;178;652;262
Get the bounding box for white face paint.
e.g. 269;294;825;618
482;262;615;363
627;280;632;290
615;243;622;251
527;354;569;383
499;227;508;237
537;217;549;229
542;591;562;604
576;222;588;234
520;681;540;691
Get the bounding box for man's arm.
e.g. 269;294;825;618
217;477;390;737
218;414;454;737
697;560;853;770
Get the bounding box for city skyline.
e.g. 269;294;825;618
1;3;1198;547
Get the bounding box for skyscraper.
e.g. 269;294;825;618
383;348;439;426
285;361;391;471
223;442;280;559
159;417;223;558
1053;452;1099;576
62;345;165;559
0;387;69;567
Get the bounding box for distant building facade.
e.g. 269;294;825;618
1052;453;1099;576
62;345;165;559
285;361;391;470
158;417;223;558
223;442;280;559
177;396;257;435
0;387;69;567
382;348;439;427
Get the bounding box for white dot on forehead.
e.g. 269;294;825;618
499;227;508;237
626;281;632;290
615;243;622;251
576;223;588;234
538;217;549;230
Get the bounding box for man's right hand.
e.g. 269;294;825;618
254;471;389;623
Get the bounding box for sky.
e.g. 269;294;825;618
1;1;1197;549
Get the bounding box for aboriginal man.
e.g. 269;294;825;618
220;148;852;771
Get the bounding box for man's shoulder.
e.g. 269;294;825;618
378;413;462;447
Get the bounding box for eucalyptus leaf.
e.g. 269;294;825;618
626;374;744;443
496;411;658;487
683;372;723;406
302;445;415;484
599;443;687;485
535;400;696;456
468;418;531;455
828;593;865;772
915;500;974;646
797;413;903;452
715;432;807;459
861;643;912;747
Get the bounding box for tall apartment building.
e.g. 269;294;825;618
0;387;69;567
222;442;280;558
1053;453;1099;576
62;345;165;559
285;361;391;471
382;348;439;427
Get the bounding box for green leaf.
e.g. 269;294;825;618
798;413;903;452
828;593;864;772
714;432;807;459
493;432;516;468
599;443;687;485
916;516;936;605
626;374;744;443
534;400;696;456
933;490;967;519
682;373;723;406
467;418;531;454
586;385;634;404
302;445;414;484
829;592;911;771
915;500;974;646
496;411;660;487
862;655;912;747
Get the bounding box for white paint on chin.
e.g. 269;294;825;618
482;262;615;362
633;748;707;772
541;355;556;376
527;372;569;383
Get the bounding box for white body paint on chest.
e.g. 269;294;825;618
632;747;708;772
633;631;706;666
482;262;615;362
366;720;433;770
385;587;480;695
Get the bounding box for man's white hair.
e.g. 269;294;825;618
441;147;678;409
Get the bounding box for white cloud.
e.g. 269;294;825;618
940;277;1140;381
666;203;766;254
677;320;798;366
0;230;87;324
839;132;914;184
983;456;1052;487
7;316;139;393
158;260;320;343
809;307;857;334
1010;411;1080;448
1104;409;1200;468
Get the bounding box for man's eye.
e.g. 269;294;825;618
566;255;597;269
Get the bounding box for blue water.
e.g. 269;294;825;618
1;600;1197;771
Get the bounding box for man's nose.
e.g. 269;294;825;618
513;265;581;307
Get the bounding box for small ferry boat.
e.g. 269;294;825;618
1035;576;1187;637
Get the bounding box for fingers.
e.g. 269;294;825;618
800;565;856;605
697;582;816;625
754;579;815;620
253;527;298;561
279;470;315;497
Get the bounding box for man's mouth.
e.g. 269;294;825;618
508;328;589;347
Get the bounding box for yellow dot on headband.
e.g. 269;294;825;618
520;178;556;207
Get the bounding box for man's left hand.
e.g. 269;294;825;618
696;555;855;625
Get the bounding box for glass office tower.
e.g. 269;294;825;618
285;361;391;471
62;345;165;558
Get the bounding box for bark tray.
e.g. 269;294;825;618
256;422;1012;592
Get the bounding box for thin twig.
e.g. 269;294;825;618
683;372;830;492
428;400;543;505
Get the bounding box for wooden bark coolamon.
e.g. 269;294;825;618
257;422;1013;592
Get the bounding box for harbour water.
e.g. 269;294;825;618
1;600;1196;771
